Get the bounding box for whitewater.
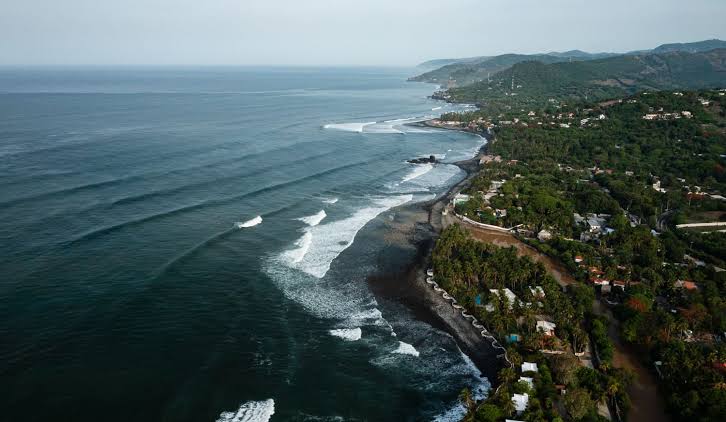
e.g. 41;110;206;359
0;66;490;422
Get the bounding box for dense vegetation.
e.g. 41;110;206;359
445;49;726;107
412;39;726;88
435;89;726;421
433;225;628;422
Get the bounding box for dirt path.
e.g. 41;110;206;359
592;301;671;422
450;214;670;422
444;214;576;287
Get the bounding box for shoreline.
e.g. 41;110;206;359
366;128;508;387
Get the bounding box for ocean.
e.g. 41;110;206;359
0;67;489;421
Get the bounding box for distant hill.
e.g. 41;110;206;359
409;52;604;86
416;56;489;70
414;39;726;87
446;49;726;104
651;39;726;54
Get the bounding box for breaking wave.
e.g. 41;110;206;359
322;197;338;204
277;194;412;278
392;341;419;357
236;216;262;228
216;399;275;422
323;122;375;133
297;210;327;227
329;327;362;341
401;163;434;183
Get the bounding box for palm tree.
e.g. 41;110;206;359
458;388;476;422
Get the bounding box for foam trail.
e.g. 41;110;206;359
283;231;313;263
216;399;275;422
322;197;338;204
323;122;375;133
432;106;442;111
297;210;327;227
401;164;433;183
236;216;262;228
392;341;419;357
329;328;362;341
433;351;489;422
279;194;413;278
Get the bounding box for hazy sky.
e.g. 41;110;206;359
1;0;725;66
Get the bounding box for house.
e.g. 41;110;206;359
591;278;610;286
518;377;534;389
537;229;553;242
574;255;584;264
674;280;698;291
536;320;557;336
511;393;529;415
613;280;627;290
652;180;667;193
586;215;608;233
529;286;546;299
486;288;520;311
495;209;508;218
521;362;538;373
453;193;470;205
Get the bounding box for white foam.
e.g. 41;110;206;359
323;122;375;133
216;399;275;422
298;210;327;227
329;327;362;341
283;231;313;264
279;194;413;278
433;351;489;422
401;164;434;183
322;197;338;204
392;341;420;357
236;216;262;228
432;106;442;111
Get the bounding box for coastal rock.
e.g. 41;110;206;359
407;155;438;164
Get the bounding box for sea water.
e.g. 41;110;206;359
0;67;489;421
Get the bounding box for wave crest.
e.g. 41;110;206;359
236;216;262;228
329;327;362;341
216;399;275;422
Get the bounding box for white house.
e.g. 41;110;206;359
521;362;538;373
511;393;529;414
519;376;534;389
537;229;553;242
536;320;557;336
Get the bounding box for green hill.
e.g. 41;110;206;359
446;49;726;104
414;39;726;88
409;53;586;86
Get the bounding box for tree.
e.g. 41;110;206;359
550;353;580;385
563;388;595;420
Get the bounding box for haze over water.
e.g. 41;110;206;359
0;67;489;421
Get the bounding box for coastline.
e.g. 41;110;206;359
366;127;507;387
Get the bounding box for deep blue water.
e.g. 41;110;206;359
0;67;488;421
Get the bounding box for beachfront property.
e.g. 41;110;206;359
453;193;471;205
511;393;529;415
536;320;557;337
485;288;520;311
518;376;534;389
521;361;538;373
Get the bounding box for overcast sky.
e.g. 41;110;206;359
1;0;725;66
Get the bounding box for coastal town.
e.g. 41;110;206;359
423;87;726;422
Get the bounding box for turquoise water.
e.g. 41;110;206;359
0;67;489;421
